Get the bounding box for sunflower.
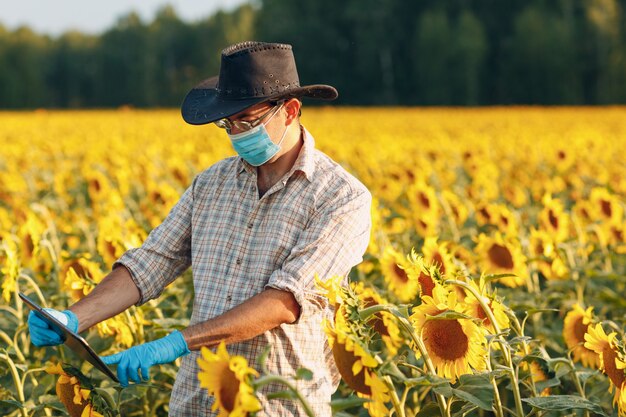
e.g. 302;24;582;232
1;233;20;303
367;197;384;256
590;187;624;224
584;324;626;416
475;203;519;236
563;304;600;368
410;285;488;383
475;233;527;287
527;361;552;396
62;255;104;301
353;283;404;356
17;210;47;268
324;304;390;417
45;362;105;417
462;278;509;335
380;246;420;303
441;190;469;227
538;194;570;243
197;341;262;417
528;229;569;280
420;237;457;278
315;274;347;310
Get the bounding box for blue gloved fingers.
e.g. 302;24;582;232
28;311;63;346
101;352;123;366
117;356;131;387
127;356;142;384
140;363;150;381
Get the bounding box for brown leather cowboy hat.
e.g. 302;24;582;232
181;41;338;125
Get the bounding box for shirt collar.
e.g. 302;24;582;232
237;124;316;182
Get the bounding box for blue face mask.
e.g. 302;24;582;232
228;114;289;167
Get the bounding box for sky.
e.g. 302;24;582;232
0;0;251;36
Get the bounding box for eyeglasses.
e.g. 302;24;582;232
215;101;284;133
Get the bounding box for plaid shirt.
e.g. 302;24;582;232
115;126;371;416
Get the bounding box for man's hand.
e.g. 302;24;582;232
101;330;190;387
28;309;79;347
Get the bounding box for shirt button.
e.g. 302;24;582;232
250;185;255;192
247;222;253;229
236;258;242;265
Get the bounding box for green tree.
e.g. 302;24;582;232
413;9;453;105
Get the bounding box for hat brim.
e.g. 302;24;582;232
181;76;338;125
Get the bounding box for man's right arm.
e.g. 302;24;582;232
68;265;140;332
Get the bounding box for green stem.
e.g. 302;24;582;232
369;306;448;417
254;375;316;417
0;352;28;417
445;279;525;417
0;330;26;363
382;375;406;417
18;273;48;307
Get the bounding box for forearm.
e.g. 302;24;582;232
181;288;300;351
69;265;141;332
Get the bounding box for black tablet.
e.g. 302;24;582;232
19;292;119;383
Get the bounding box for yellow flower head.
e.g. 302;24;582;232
315;274;347;310
353;282;403;356
590;187;624;224
584;324;626;415
539;194;570;243
410;285;488;383
44;362;104;417
324;304;390;415
197;341;262;417
462;277;510;335
1;233;20;303
380;246;420;303
563;304;600;368
475;232;527;287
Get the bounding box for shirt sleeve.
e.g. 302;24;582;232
113;178;195;305
265;186;372;323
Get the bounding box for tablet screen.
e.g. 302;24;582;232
19;292;119;383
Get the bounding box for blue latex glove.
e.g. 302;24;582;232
28;308;79;347
101;330;190;387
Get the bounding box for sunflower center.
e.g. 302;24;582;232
418;272;435;297
393;264;409;283
332;343;371;395
600;200;612;217
476;303;491;326
548;209;559;229
602;345;625;388
572;318;588;344
219;366;241;412
363;297;388;337
487;244;514;269
432;253;446;275
424;319;469;361
419;192;430;209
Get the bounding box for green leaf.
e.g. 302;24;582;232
451;373;494;411
522;395;609;416
330;396;370;412
426;310;472;321
0;399;24;410
295;367;313;381
266;390;297;400
415;402;444;416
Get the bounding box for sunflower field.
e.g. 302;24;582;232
1;107;626;417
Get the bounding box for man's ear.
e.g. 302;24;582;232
284;98;302;124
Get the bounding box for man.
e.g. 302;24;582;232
28;41;371;416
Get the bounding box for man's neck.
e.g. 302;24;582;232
257;125;303;196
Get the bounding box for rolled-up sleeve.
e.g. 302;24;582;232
113;178;195;305
265;187;372;322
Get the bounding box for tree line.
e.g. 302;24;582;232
1;0;626;108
